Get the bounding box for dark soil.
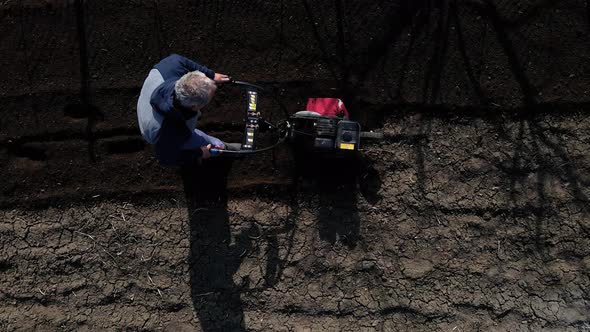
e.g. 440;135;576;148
1;0;589;331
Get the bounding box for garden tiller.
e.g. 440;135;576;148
210;80;383;157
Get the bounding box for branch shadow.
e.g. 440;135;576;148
450;1;489;105
300;0;426;116
422;3;451;104
479;0;589;255
395;7;430;101
529;119;590;234
259;192;299;288
474;0;538;108
487;112;590;262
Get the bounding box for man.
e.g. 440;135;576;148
137;54;230;166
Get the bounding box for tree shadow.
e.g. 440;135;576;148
529;119;590;234
486;112;590;262
473;0;590;254
295;0;586;259
296;0;561;109
300;0;428;115
181;157;248;331
471;0;538;108
395;7;430;101
398;0;583;256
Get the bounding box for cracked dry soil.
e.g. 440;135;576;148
2;0;590;330
1;110;589;331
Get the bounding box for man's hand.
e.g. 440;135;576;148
214;73;230;83
201;144;212;159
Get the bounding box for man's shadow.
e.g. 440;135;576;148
181;157;248;331
292;147;382;248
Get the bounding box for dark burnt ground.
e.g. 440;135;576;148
1;0;590;331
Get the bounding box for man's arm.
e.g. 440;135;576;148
181;129;211;151
173;54;230;83
154;53;215;80
181;131;219;159
173;54;216;80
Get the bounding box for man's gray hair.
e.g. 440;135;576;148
174;71;216;109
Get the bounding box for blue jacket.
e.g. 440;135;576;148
149;54;216;166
